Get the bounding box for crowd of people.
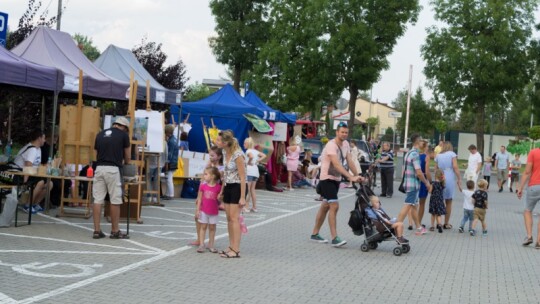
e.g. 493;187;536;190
7;115;540;255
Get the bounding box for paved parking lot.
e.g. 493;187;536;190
1;182;539;304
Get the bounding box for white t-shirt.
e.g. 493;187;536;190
14;144;41;168
462;189;474;210
245;148;260;178
467;152;482;173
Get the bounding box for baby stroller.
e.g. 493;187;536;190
348;184;410;256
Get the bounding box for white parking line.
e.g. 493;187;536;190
0;292;17;304
0;250;157;256
16;191;356;304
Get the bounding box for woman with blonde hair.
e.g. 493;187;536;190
244;137;266;212
286;137;301;190
434;141;462;229
216;130;246;258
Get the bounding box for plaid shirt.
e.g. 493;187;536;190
403;148;421;192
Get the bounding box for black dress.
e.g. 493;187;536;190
429;181;446;215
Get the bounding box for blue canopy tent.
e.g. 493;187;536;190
244;91;296;124
170;84;266;152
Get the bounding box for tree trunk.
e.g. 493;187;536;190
348;85;359;133
475;100;486;157
233;65;242;93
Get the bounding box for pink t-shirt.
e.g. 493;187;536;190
320;139;350;181
199;183;222;215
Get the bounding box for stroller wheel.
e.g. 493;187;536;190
360;243;369;252
402;244;410;254
393;247;403;256
368;242;378;250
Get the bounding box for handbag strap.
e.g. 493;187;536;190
400;150;412;183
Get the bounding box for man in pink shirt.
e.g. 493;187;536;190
310;122;362;247
517;148;540;248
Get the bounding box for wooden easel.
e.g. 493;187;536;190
142;80;164;207
57;70;100;218
125;72;145;223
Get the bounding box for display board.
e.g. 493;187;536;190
249;131;274;162
135;110;164;153
272;122;288;142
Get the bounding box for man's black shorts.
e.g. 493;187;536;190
318;179;340;203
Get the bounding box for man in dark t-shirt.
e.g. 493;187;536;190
92;116;131;239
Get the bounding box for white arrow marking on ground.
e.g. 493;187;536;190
0;292;17;303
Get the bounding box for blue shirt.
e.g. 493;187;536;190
379;149;394;169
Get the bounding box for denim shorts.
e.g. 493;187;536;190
247;176;258;182
525;185;540;211
404;189;419;205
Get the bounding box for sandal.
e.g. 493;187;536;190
92;230;106;239
220;247;240;258
207;247;218;253
219;246;234;255
429;227;435;232
109;230;129;239
196;246;206;253
443;224;453;229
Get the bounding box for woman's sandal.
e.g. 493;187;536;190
92;230;106;239
207;247;218;253
196;246;206;253
220;247;240;258
443;224;453;229
429;227;435;232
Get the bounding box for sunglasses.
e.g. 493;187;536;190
337;122;348;128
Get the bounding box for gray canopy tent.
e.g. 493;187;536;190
0;46;64;147
95;45;182;105
11;26;130;101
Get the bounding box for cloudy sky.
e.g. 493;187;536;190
2;0;450;105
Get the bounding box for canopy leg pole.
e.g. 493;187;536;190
50;92;59;158
41;95;46;131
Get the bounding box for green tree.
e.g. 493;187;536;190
183;83;213;101
323;0;420;129
252;0;344;112
73;33;100;61
392;88;442;139
6;0;57;49
366;117;379;139
421;0;538;154
132;37;189;91
209;0;270;92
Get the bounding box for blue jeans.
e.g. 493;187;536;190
460;209;474;230
293;179;312;188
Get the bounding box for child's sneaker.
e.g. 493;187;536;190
458;227;464;233
33;205;44;212
469;230;476;236
482;230;488;236
310;234;328;243
415;226;427;235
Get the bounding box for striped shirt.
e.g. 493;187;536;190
403;148;421;192
379;149;394;169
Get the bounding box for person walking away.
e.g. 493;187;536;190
310;122;362;247
483;157;492;190
434;140;444;158
408;139;431;229
428;169;446;233
286;137;300;191
396;134;432;236
470;179;489;236
465;144;482;182
495;145;510;193
163;124;179;200
458;180;475;234
216;130;246;258
516;148;540;248
510;154;522;192
14;129;52;213
377;142;395;198
92;117;131;239
434;141;462;229
244;137;266;212
195;167;222;253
